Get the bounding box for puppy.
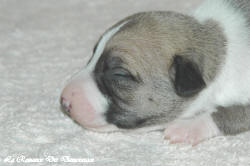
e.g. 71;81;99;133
60;0;250;145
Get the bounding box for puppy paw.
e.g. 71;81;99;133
164;114;221;145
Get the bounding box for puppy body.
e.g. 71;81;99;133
183;0;250;117
61;0;250;144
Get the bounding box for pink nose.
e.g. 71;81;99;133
60;97;71;113
60;76;111;130
60;79;99;128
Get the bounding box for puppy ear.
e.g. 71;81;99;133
169;55;206;97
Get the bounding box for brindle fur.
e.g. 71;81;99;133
94;11;226;128
93;0;250;134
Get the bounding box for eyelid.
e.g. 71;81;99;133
111;67;132;77
103;65;141;84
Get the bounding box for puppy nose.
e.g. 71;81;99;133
60;97;72;113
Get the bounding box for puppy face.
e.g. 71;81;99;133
61;12;206;131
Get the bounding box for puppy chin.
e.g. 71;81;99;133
85;123;168;134
84;124;121;133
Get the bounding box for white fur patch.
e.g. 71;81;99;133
182;0;250;118
71;21;129;129
81;75;109;116
86;21;129;72
82;21;128;114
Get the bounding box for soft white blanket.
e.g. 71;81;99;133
0;0;249;165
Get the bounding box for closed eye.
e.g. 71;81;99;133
104;66;139;83
112;67;132;78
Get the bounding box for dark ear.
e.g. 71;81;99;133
169;55;206;97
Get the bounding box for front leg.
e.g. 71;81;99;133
164;114;221;145
164;105;250;145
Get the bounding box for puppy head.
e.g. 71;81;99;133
60;12;206;131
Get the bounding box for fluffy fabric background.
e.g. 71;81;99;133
0;0;249;165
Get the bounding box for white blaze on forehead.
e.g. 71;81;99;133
86;21;129;72
65;20;130;131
